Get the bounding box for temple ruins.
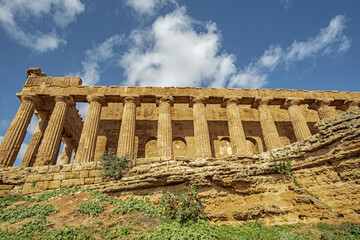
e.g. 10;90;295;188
0;68;359;168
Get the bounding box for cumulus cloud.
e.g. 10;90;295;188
229;14;350;88
125;0;177;15
119;11;350;89
120;7;237;87
76;103;89;120
0;0;84;52
75;35;124;85
285;15;351;64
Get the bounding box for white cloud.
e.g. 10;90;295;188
120;7;237;88
75;35;124;85
76;102;89;120
17;142;28;160
280;0;291;9
285;15;350;64
0;136;3;143
125;0;177;15
0;0;84;52
0;120;8;128
230;15;350;88
27;116;39;135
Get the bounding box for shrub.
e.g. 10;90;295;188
113;196;160;217
99;149;132;180
77;201;103;217
271;153;292;174
36;187;80;202
159;185;206;224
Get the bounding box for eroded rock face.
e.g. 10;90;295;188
0;109;359;226
90;109;360;226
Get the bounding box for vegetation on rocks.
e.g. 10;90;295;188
99;150;132;180
0;186;359;239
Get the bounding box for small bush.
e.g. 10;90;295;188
77;201;103;217
159;185;206;224
99;149;131;180
113;196;160;217
271;154;292;174
0;195;24;209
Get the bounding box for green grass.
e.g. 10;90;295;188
1;187;360;240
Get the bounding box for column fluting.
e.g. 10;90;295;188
33;96;72;166
224;98;249;154
117;97;137;157
157;96;173;159
0;94;39;167
21;111;49;167
59;137;73;165
191;96;212;158
283;98;312;141
253;98;282;151
309;98;337;120
73;94;106;163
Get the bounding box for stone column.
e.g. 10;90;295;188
309;98;337;120
117;96;138;157
157;96;174;159
191;96;212;158
223;98;249;154
0;94;40;167
253;98;282;151
59;137;73;165
33;96;73;166
282;98;312;141
21;111;50;167
73;95;106;164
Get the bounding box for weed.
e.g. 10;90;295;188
77;201;103;217
14;218;49;236
0;195;24;209
159;185;206;224
271;153;292;174
36;187;80;202
99;149;132;180
0;204;57;223
31;180;38;188
134;176;140;180
113;196;161;217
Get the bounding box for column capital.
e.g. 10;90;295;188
54;95;75;106
86;94;107;106
122;96;140;107
18;93;42;106
156;96;174;107
189;96;208;107
251;98;272;109
221;97;240;108
308;98;334;110
281;98;303;110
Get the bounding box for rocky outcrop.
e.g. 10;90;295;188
0;109;359;226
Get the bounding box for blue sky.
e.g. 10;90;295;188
0;0;359;165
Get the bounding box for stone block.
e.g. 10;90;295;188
0;190;10;197
37;166;50;174
0;184;14;190
60;164;73;172
94;176;103;183
27;174;53;182
48;180;61;189
61;179;81;188
89;169;103;177
53;173;66;180
80;170;89;178
84;178;95;184
48;165;63;173
22;181;49;195
71;164;84;172
65;172;80;179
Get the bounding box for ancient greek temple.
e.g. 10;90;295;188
0;68;359;168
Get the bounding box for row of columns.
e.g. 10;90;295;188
0;94;359;167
